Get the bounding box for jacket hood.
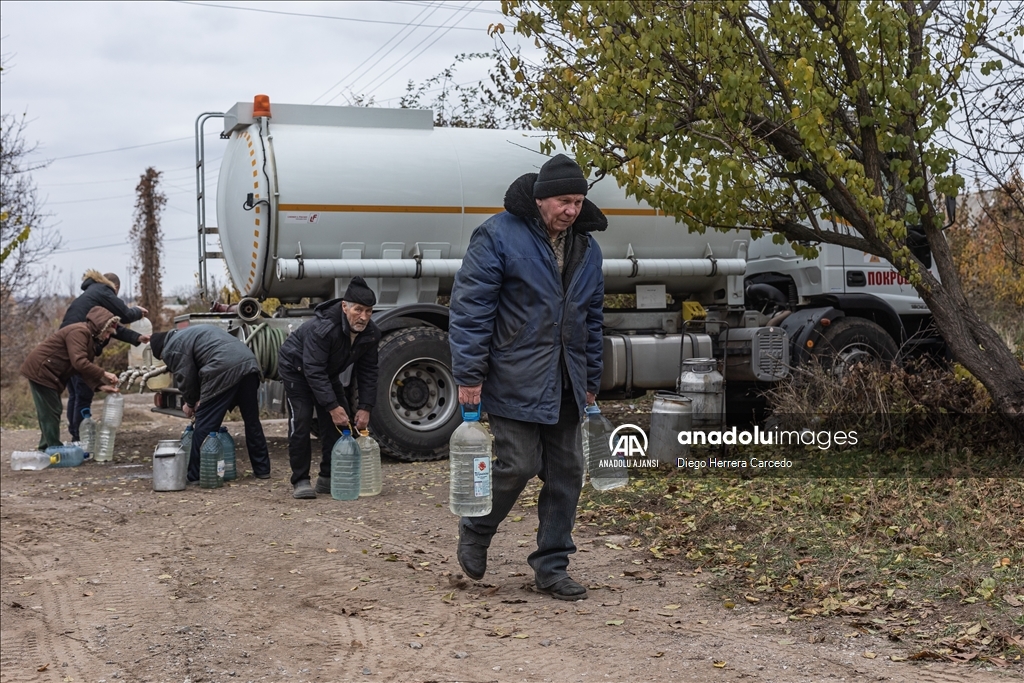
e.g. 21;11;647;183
82;269;117;292
313;297;345;318
503;173;608;233
86;306;119;337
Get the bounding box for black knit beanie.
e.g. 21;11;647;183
533;154;588;199
150;331;171;360
342;276;376;307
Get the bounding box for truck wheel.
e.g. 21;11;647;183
371;326;459;462
815;318;898;377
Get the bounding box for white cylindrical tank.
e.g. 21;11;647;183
215;101;744;302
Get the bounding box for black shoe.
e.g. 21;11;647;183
255;472;271;480
293;480;316;499
314;477;331;495
457;527;487;581
535;577;588;601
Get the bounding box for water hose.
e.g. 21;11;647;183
242;322;287;381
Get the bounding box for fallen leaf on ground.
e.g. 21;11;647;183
863;651;877;659
37;663;49;672
713;660;726;668
606;619;624;626
326;548;338;553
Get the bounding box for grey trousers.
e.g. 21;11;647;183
460;397;584;587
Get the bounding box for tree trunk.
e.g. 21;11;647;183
919;237;1024;440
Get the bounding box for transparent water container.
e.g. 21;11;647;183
583;404;628;491
11;451;58;471
200;432;224;489
94;425;116;463
101;393;125;428
79;409;97;456
356;430;382;497
46;444;86;467
180;424;194;456
449;405;492;517
218;426;237;481
330;430;361;501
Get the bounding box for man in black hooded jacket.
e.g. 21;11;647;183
60;270;150;440
277;276;380;499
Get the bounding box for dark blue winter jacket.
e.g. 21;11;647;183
449;173;606;424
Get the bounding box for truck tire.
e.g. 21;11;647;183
371;326;459;462
814;318;898;377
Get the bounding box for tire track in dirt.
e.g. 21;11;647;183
0;539;110;682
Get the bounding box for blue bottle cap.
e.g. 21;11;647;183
460;404;481;421
342;429;351;436
210;432;219;438
81;408;91;418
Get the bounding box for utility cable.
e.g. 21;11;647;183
170;1;485;31
311;1;441;105
351;1;483;101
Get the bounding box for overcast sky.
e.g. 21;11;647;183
2;0;514;298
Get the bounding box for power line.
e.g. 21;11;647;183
52;236;192;254
311;1;443;104
361;2;485;99
45;136;193;162
390;1;502;14
170;0;487;31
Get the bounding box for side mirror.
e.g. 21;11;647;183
944;194;957;228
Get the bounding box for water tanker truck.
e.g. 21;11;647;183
153;96;945;461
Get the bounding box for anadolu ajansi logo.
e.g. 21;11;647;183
609;424;648;458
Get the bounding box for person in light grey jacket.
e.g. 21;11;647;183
149;326;271;482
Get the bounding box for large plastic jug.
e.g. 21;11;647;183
217;427;237;481
583;405;628;491
330;430;361;501
180;424;194;455
45;444;87;467
79;409;97;456
356;430;382;497
94;425;116;463
200;432;224;489
11;451;58;471
102;393;125;428
448;405;492;517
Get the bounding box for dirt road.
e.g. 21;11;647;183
0;395;1008;682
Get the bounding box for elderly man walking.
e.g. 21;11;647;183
149;326;271;483
449;154;606;600
277;276;380;499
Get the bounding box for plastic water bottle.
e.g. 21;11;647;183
79;409;97;456
11;451;58;471
583;404;628;491
330;430;361;500
200;432;224;489
218;427;237;481
356;430;382;497
180;424;194;455
94;425;116;463
102;393;124;428
46;444;86;467
449;405;492;517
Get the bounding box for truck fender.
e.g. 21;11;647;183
372;303;450;334
804;293;906;347
779;306;845;366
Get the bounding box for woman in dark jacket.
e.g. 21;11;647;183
60;270;150;440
